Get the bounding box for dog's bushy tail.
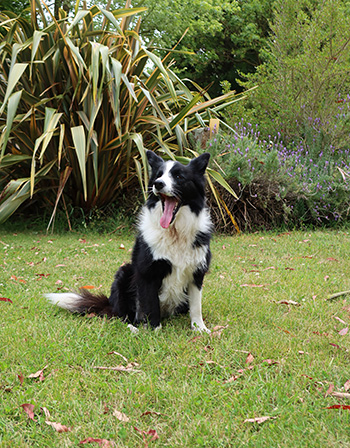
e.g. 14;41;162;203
45;289;113;317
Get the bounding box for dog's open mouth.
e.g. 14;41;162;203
159;194;180;229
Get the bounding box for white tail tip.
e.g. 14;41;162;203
45;292;81;311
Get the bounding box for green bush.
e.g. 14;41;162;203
230;0;350;149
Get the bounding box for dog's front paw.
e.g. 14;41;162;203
127;324;139;334
191;321;211;334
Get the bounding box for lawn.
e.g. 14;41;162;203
1;227;350;447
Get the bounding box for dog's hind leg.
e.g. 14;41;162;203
174;300;189;315
109;264;136;322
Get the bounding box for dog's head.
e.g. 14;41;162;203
146;151;210;228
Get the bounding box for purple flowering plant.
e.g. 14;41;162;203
205;119;350;226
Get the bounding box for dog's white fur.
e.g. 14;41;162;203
139;201;212;332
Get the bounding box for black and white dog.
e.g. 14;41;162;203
46;151;213;332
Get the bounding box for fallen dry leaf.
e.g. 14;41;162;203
275;300;300;306
210;324;229;338
20;403;37;422
45;420;71;433
198;360;223;369
10;275;26;284
212;324;229;332
40;407;71;432
0;297;12;303
244;416;277;424
27;365;48;381
79;438;116;447
134;427;159;448
240;284;265;288
325;383;335;397
107;351;129;362
18;373;24;385
188;335;202;343
326;405;350;410
113;410;130;422
223;375;238;384
276;326;296;337
339;327;349;336
203;345;213;352
140;411;165;418
333;316;347;325
245;353;254;364
313;331;329;337
237;366;254;374
262;359;280;365
344;380;350;391
330;392;350;400
93;362;140;373
41;407;51;419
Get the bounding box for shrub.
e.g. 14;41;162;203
231;0;350;149
0;0;238;228
204;121;350;231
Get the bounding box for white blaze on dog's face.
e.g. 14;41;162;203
152;161;175;197
154;161;179;229
149;159;180;229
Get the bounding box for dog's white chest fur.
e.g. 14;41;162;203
139;203;211;316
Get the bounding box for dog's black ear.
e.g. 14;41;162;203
188;152;210;175
146;151;164;173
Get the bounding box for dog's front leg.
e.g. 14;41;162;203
188;283;210;333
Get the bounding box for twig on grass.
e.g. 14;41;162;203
92;363;141;373
327;290;350;301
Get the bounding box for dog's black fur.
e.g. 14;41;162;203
46;151;213;332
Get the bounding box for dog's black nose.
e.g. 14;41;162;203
154;180;165;191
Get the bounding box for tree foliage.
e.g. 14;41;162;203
238;0;350;147
91;0;274;96
0;0;29;14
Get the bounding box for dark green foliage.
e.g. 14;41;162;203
236;0;350;149
0;0;29;14
97;0;274;96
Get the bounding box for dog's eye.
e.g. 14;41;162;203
174;172;183;180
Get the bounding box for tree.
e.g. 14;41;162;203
1;0;29;14
90;0;274;96
240;0;350;146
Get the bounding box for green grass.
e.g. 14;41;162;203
1;228;350;447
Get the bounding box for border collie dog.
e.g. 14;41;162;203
46;151;213;333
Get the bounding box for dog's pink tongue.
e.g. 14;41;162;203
160;197;177;229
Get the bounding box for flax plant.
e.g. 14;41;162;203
0;0;241;228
